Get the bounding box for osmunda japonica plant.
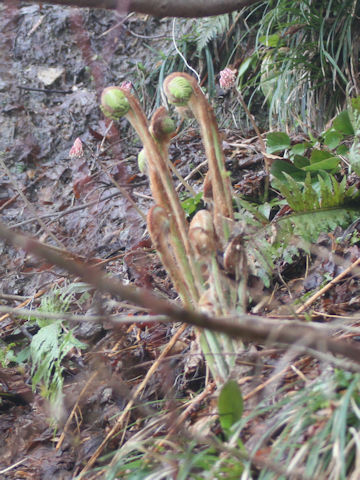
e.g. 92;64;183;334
101;74;240;383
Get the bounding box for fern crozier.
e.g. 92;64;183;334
150;106;176;141
101;86;130;120
164;76;193;106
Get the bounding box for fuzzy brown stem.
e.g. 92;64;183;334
147;206;194;305
164;73;233;243
123;99;199;301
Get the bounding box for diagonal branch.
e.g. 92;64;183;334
1;220;360;367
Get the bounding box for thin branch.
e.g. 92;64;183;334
296;256;360;314
0;305;166;323
9;191;125;229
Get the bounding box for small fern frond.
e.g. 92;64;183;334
236;171;360;285
30;321;86;401
272;172;360;241
195;15;229;53
275;172;360;212
276;205;360;243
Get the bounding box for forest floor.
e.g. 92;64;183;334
1;3;360;480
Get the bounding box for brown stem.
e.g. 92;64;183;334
1;0;264;18
149;107;202;299
147;206;194;305
163;73;234;243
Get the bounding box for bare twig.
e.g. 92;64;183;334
0;459;27;475
0;305;167;324
96;159;147;221
296;256;360;314
9;191;124;228
176;159;208;192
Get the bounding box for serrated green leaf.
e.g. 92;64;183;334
30;319;86;401
279;173;307;210
236;197;269;224
218;380;243;436
196;15;229;52
277;206;360;242
303;173;319;210
318;174;333;207
266;132;291;154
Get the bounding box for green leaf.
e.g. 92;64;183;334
195;15;229;52
303;157;340;171
309;149;332;164
257;202;272;219
181;192;203;216
348;140;360;176
266;132;291;154
277;206;360;243
349;97;360;136
291;143;309;156
351;96;360;114
293;155;310;168
271;159;307;183
258;33;281;47
237;56;254;79
29;319;86;402
336;144;349;155
276;173;307;211
218;380;243;436
333;111;354;135
323;131;342;150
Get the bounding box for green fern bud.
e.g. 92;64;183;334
150;106;176;141
159;115;175;135
164;76;193;106
101;86;130;120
